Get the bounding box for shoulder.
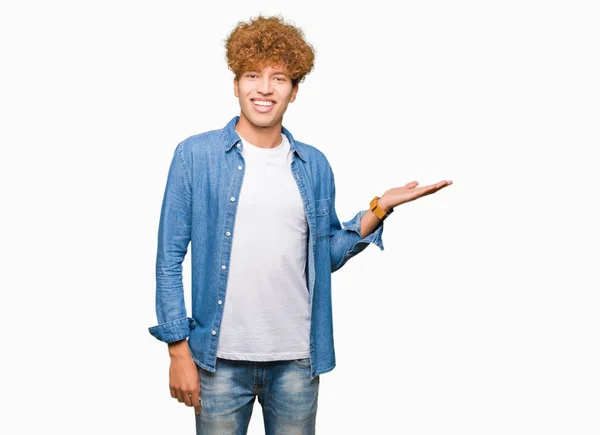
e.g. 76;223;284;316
177;128;224;155
168;125;231;171
293;139;334;176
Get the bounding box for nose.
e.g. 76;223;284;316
256;76;273;94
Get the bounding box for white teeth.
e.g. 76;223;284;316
253;100;274;107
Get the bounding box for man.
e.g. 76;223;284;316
149;15;452;434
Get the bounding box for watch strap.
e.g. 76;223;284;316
370;196;394;221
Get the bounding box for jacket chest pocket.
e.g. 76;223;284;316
315;198;331;239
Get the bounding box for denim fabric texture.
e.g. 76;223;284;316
196;357;319;434
148;116;385;379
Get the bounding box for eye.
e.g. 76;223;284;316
246;73;258;79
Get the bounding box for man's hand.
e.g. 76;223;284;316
168;340;201;415
378;180;453;211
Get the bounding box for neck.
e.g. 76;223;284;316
235;114;282;149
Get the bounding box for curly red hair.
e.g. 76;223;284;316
225;15;315;86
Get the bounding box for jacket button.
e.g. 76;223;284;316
230;197;236;202
221;265;227;270
218;300;222;305
212;330;217;336
226;231;231;237
237;165;242;170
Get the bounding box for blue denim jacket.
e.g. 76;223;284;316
149;116;385;379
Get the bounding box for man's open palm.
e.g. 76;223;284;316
381;180;452;209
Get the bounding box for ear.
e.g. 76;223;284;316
289;84;299;103
233;77;239;98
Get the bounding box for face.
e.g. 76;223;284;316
234;65;299;131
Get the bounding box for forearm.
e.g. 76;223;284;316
168;339;191;358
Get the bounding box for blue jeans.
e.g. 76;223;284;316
195;357;320;434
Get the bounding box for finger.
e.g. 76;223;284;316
176;389;186;403
405;181;419;189
426;181;448;191
194;375;202;415
170;387;177;399
433;180;452;191
412;185;438;198
184;391;194;407
410;181;449;199
428;180;452;194
191;390;201;415
427;184;443;194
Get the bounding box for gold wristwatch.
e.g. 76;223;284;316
370;196;394;221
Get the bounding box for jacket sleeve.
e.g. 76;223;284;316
326;162;385;273
148;143;196;343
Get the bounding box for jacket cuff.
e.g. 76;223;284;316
342;210;385;251
148;317;196;343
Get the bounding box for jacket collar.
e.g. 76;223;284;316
223;116;306;162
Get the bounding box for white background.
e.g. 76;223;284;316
1;0;599;434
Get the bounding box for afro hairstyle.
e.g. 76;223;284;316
225;15;315;87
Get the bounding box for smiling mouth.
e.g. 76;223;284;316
251;99;276;112
252;99;275;107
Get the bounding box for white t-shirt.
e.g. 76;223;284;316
215;133;311;361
